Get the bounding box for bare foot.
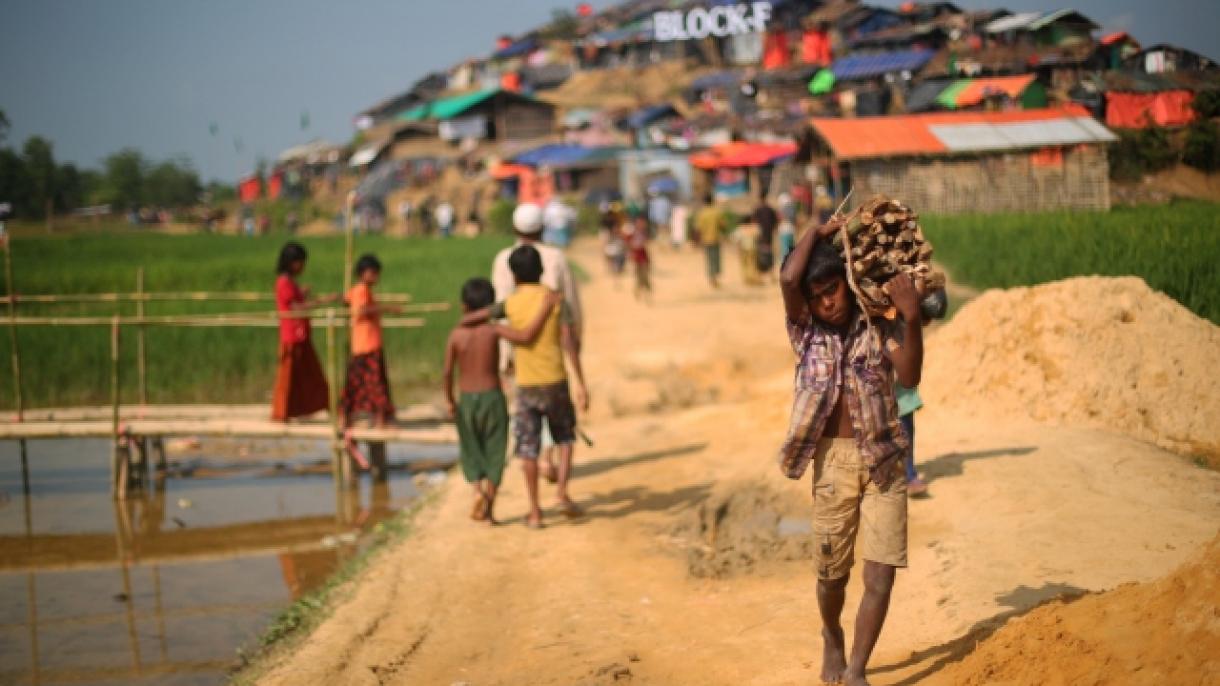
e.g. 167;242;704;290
843;673;870;686
555;498;584;518
525;511;545;529
470;493;488;521
821;627;847;684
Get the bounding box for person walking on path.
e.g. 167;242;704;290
338;254;402;435
694;193;727;289
444;277;559;525
464;246;589;528
435;200;455;238
625;213;653;302
271;242;339;422
753;194;779;282
669;201;690;250
895;384;929;496
778;215;925;686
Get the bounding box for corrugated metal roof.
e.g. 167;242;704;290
831;49;934;81
810;106;1116;159
1027;8;1097;30
984;11;1041;33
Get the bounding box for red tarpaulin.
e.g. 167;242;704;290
238;176;261;204
690;141;798;170
763;30;791;70
267;172;283;200
802;29;832;66
1105;90;1196;129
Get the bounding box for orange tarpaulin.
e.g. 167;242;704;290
951;74;1037;108
690;141;798;170
802;29;832;65
1105;90;1196;129
490;163;530;180
238;176;261;204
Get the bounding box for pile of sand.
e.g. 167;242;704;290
922;276;1220;464
541;62;712;111
930;533;1220;685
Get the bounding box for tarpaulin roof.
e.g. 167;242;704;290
625;104;679;129
936;74;1037;109
491;163;532;180
985;8;1096;33
400;88;502;121
511;144;624;169
830;49;934;80
689;141;798;170
689;70;741;91
349;139;390;167
904;78;953;112
810;106;1116;160
493;36;538;60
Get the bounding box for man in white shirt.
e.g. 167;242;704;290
492;203;583;341
542;197;575;248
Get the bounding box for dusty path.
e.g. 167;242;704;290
253;238;1220;685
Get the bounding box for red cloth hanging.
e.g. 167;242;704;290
763;29;791;70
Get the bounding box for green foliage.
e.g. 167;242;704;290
145;157;203;207
1192;89;1220;119
540;9;579;40
486;197;516;234
923;201;1220;325
0;232;511;409
1109;127;1178;181
1182;121;1220;173
575;202;602;234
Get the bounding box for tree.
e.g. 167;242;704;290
145;157;201;207
100;148;145;211
23;136;57;218
0;109;9;145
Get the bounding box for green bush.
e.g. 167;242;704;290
1192;89;1220;119
1182;121;1220;172
486;198;516;234
1109;127;1178;181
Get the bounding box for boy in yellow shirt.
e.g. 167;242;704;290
463;245;589;528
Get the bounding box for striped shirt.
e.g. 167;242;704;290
779;312;908;478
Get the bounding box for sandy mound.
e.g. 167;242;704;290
922;276;1220;464
930;533;1220;685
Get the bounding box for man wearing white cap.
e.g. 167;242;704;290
491;203;585;483
492;203;583;342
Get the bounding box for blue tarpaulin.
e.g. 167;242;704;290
831;49;934;80
512;144;623;169
690;70;741;91
494;37;538;60
625;104;678;129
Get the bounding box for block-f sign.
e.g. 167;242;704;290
653;2;774;42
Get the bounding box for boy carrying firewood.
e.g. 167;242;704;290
778;213;924;686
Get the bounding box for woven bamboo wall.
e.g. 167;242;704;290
849;145;1111;214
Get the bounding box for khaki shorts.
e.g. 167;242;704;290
811;438;907;580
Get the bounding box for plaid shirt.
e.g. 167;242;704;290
779;312;909;479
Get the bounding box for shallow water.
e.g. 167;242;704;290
0;438;456;685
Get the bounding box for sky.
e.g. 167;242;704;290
1;0;1215;184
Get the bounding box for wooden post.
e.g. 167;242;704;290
110;316;124;498
136;268;147;409
325;307;345;489
344;191;356;294
45;200;52;234
3;233;22;421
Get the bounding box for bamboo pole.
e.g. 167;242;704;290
3;232;23;421
325;307;345;491
344;191;356;294
110;316;122;498
136;268;147;409
0;291;413;304
4;314;428;328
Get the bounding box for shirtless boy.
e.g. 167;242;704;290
778;217;924;686
443;277;557;524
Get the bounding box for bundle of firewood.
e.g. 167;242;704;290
830;195;946;319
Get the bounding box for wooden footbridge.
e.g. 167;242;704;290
1;236;460;498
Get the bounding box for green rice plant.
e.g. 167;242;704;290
0;231;512;409
922;200;1220;325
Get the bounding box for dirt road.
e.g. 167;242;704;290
252;238;1220;685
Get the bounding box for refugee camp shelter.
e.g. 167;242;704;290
809;106;1116;213
400;88;556;143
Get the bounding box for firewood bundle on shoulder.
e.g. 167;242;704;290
830;195;946;319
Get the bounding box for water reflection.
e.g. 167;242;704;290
0;438;452;686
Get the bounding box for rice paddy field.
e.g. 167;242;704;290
0;230;511;409
923;200;1220;325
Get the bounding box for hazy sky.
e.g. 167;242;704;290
1;0;1214;183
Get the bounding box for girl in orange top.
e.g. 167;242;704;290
339;254;402;431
